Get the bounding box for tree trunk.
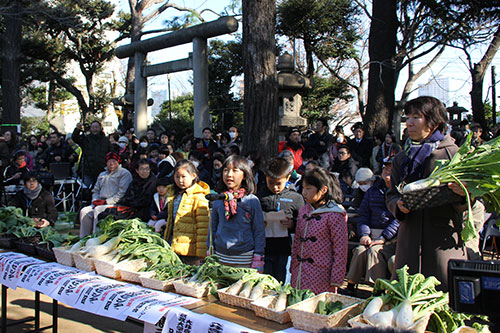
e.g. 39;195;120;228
469;26;500;129
364;0;397;136
242;0;278;163
1;3;23;134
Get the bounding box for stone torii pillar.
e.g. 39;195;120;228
115;17;238;137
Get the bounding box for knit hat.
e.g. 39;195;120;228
355;168;374;183
156;177;170;187
105;152;121;163
118;136;129;144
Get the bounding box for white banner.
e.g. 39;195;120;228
0;255;43;289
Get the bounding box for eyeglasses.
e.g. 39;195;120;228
138;167;150;172
338;152;348;156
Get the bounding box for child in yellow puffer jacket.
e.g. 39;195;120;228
152;159;210;265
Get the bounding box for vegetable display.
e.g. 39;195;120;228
428;307;490;333
401;134;500;241
0;207;36;233
362;266;448;329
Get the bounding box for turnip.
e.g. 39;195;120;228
368;307;398;328
363;296;384;318
396;299;414;328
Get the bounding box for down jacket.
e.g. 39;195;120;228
163;181;210;257
357;178;399;241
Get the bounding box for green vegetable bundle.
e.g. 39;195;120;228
402;134;500;241
0;206;36;234
316;300;343;315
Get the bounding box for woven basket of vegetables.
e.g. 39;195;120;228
218;275;279;310
173;279;211;298
72;252;96;271
251;295;291;324
348;312;431;333
53;246;75;266
117;259;149;283
287;292;364;332
399;183;463;212
93;255;123;279
140;275;180;292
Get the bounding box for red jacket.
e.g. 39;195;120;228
278;141;303;171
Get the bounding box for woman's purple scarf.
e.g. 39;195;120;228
400;130;444;183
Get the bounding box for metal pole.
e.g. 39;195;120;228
193;37;209;138
134;52;148;138
492;65;496;125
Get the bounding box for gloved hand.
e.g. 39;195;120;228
154;219;167;233
147;219;156;227
92;199;106;206
251;254;264;273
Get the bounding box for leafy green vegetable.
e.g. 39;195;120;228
427;306;490;333
316;300;343;315
286;286;315;306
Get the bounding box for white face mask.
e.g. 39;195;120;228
191;160;200;168
229;132;236;139
140;142;148;148
359;184;371;192
118;142;126;149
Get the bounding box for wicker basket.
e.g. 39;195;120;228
140;275;179;292
53;246;75;267
287;292;364;332
348;312;431;333
400;184;463;211
217;286;275;310
173;279;211;298
117;259;148;283
251;295;290;324
94;257;122;279
72;252;96;271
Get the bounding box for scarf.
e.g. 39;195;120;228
400;130;444;183
224;188;247;221
23;184;42;200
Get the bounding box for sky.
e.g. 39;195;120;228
111;0;500;119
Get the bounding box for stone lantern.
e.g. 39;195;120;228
446;102;468;127
277;52;311;130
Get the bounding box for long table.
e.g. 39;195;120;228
0;251;302;333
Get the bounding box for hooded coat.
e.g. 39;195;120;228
163;181;211;257
290;201;348;294
386;135;467;291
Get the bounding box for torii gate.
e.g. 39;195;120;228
115;17;238;137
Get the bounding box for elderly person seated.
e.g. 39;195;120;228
343;160;399;296
350;167;375;210
9;172;58;228
79;152;132;237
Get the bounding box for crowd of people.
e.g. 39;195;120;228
1;95;499;295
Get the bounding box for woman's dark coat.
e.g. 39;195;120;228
386;135;467;291
9;189;58;224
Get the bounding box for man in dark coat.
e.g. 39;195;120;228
9;172;58;227
348;122;373;168
38;132;76;168
305;118;333;168
117;159;157;221
72;121;112;187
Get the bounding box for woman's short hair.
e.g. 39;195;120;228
403;96;448;133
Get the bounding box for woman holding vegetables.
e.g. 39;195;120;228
386;96;468;291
